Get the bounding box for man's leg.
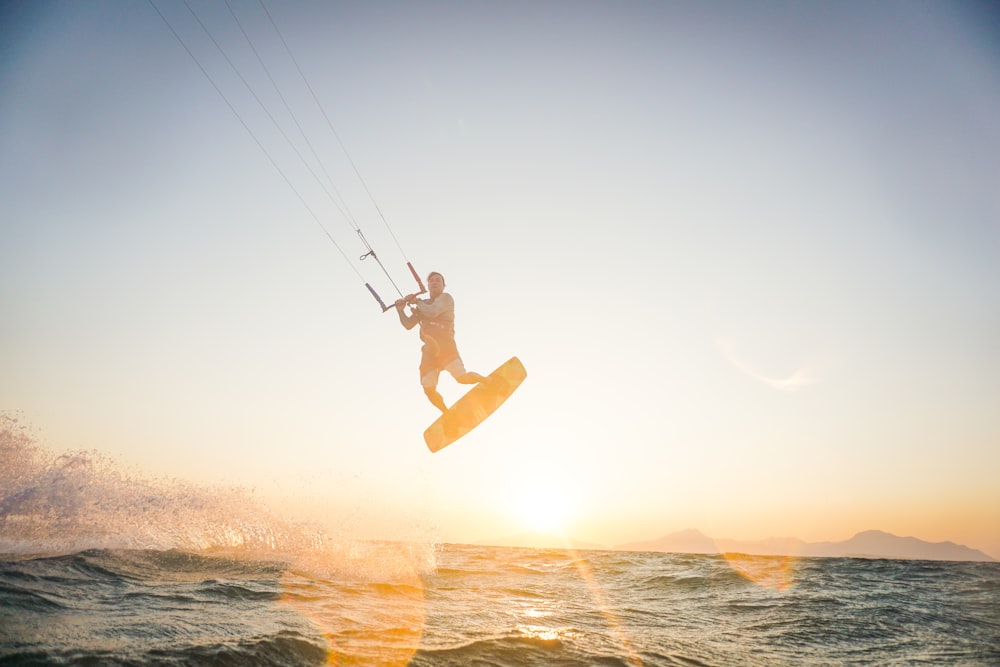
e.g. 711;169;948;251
421;366;448;413
444;357;486;386
455;372;488;384
424;385;448;413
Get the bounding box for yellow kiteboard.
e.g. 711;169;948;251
424;356;527;453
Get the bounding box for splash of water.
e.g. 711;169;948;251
0;414;436;580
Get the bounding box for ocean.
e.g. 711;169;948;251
2;417;999;666
1;545;999;666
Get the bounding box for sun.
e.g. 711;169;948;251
508;476;575;536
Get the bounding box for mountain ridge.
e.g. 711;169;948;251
478;529;996;562
619;529;996;562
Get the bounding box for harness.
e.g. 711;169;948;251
418;302;459;372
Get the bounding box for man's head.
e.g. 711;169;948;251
427;272;445;297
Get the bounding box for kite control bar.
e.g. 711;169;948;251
366;262;426;313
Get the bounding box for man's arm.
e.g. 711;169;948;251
395;299;419;330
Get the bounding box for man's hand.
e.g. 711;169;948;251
395;294;419;311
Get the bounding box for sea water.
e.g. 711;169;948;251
3;546;999;665
2;417;998;666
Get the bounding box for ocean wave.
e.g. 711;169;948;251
19;630;329;667
148;631;328;666
411;632;572;667
3;545;999;666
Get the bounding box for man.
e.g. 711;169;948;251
395;272;487;413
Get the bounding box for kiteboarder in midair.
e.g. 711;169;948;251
395;272;488;413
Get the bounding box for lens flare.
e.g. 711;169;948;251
723;551;799;591
279;540;430;666
566;546;645;667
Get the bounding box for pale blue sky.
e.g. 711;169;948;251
2;1;998;556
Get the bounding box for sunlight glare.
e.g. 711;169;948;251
508;475;574;536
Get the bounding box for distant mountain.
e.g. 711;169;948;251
618;529;720;555
616;529;995;562
797;529;995;562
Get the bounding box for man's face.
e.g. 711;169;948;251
428;274;445;296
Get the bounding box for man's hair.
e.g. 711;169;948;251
427;271;445;286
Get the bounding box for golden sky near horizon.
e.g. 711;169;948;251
2;1;998;558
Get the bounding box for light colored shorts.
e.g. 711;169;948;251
421;357;467;388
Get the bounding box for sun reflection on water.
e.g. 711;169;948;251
516;623;571;643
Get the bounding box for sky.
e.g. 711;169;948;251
2;1;999;558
